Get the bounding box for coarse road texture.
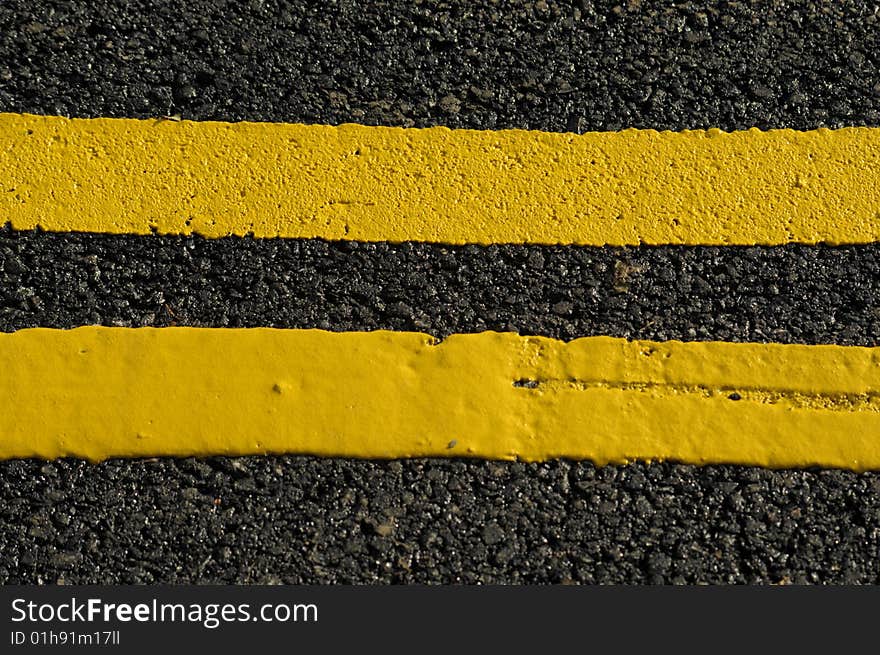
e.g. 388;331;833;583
4;458;880;584
1;0;878;132
2;0;880;583
3;229;879;345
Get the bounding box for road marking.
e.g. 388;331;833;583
2;113;879;245
2;327;879;468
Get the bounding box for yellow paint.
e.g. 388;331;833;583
2;113;880;245
2;327;880;469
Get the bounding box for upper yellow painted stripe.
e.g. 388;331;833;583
2;113;879;245
3;327;880;469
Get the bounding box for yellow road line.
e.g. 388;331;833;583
3;327;879;468
2;113;879;245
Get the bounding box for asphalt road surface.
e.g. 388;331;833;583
1;0;880;583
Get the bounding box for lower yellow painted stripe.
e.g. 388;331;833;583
2;327;879;468
2;113;879;245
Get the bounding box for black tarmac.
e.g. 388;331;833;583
2;230;879;346
4;458;880;584
1;0;879;132
1;0;880;584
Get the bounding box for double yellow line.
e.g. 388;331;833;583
2;113;879;467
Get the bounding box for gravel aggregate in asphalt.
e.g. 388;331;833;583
3;457;880;584
2;230;879;346
1;0;878;132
